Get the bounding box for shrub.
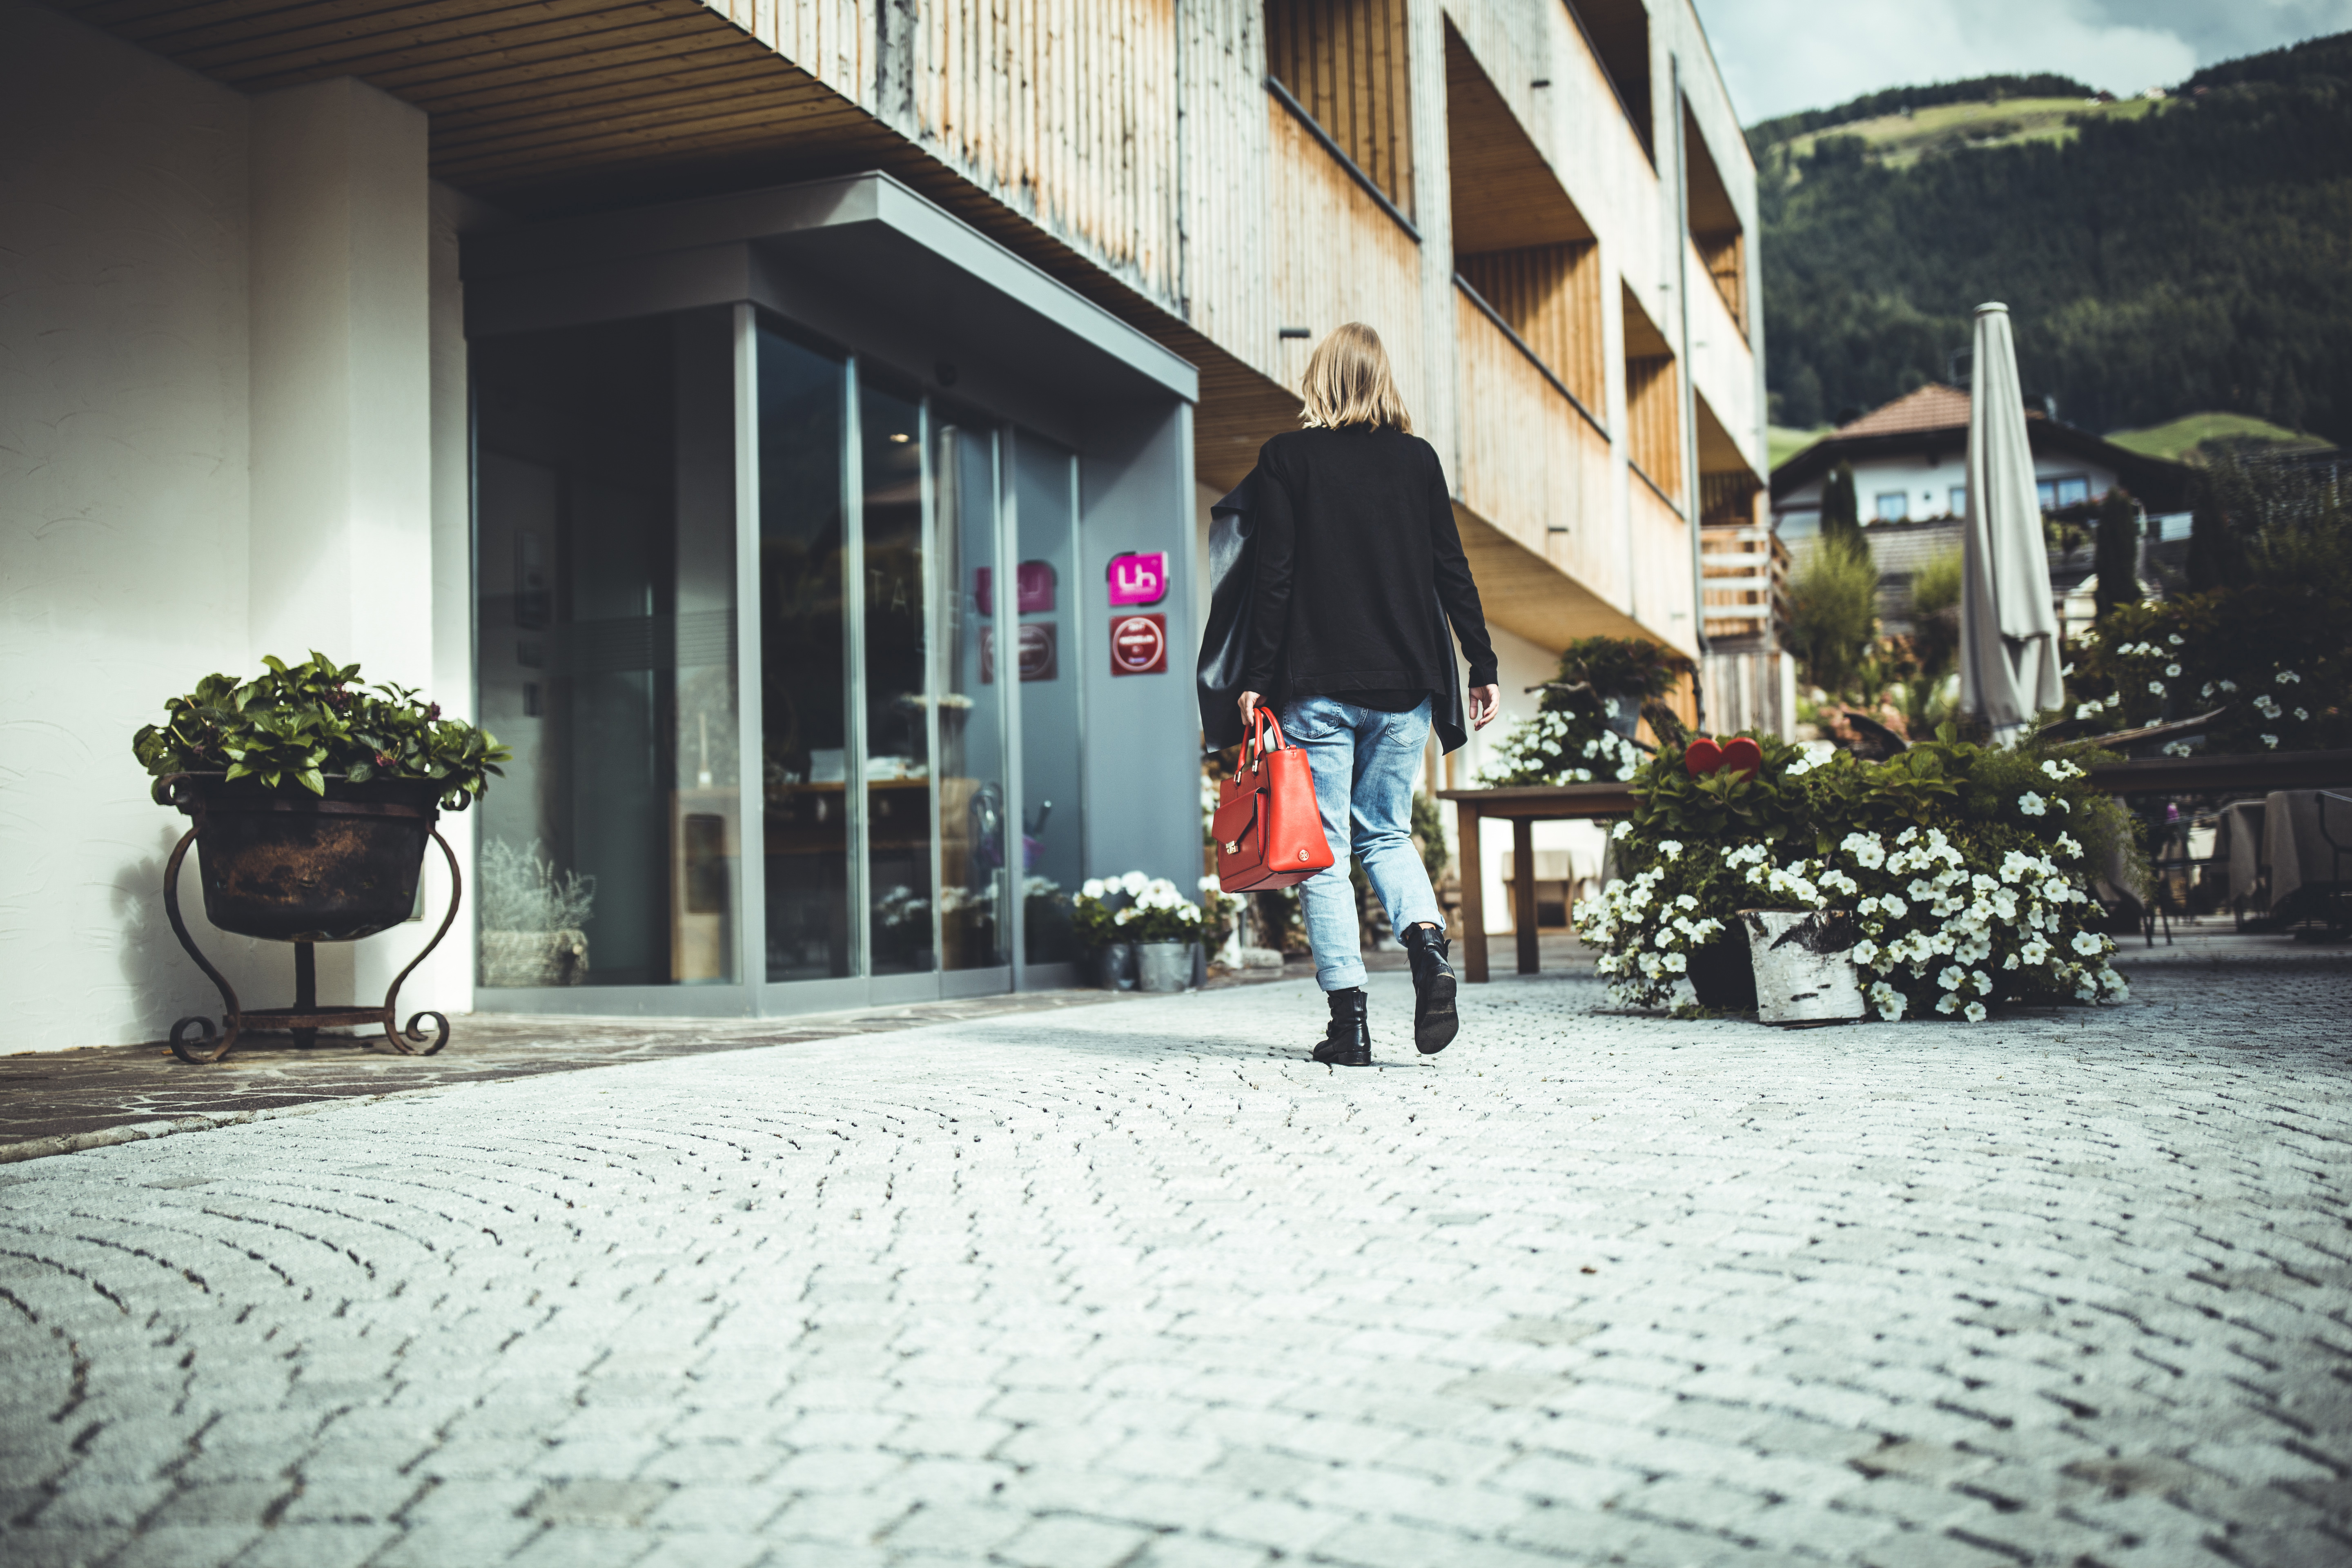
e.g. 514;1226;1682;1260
1788;537;1880;697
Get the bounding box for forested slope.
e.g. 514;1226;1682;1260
1755;34;2352;443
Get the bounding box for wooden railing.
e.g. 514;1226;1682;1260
1701;523;1788;644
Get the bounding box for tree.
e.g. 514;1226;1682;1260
1820;463;1863;555
2094;486;2142;614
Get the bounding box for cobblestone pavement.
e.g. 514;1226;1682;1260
2;959;2348;1568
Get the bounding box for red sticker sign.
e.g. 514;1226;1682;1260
1109;612;1167;676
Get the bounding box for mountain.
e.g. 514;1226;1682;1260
1751;35;2352;447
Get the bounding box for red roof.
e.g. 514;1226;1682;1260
1834;383;1974;437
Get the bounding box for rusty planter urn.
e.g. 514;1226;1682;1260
157;773;464;1064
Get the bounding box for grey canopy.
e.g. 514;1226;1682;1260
1959;303;2064;741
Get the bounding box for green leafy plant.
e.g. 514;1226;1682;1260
1575;728;2137;1020
133;651;509;807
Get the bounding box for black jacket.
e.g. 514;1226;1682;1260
1196;427;1497;755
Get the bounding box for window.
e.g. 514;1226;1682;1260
2037;475;2091;512
1265;0;1414;215
1949;486;1968;517
1875;492;1908;522
1564;0;1653;159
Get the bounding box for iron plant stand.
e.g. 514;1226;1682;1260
160;808;464;1066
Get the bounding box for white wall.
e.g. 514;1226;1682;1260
0;3;461;1051
0;1;281;1047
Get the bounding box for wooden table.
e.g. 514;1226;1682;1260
1437;782;1633;982
1438;747;2352;985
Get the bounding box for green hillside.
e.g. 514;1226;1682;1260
2104;411;2329;462
1753;35;2352;447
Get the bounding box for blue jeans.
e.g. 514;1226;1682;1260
1280;695;1444;992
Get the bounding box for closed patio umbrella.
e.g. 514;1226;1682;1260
1959;302;2063;742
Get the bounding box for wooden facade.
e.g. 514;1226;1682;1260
67;0;1765;663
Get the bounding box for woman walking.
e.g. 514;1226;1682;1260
1198;323;1499;1066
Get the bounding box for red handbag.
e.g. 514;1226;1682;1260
1213;709;1336;891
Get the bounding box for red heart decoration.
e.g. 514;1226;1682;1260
1683;736;1724;777
1720;736;1763;779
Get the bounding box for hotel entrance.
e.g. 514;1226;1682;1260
464;176;1198;1017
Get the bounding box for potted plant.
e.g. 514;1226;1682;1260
1074;874;1142;989
478;839;594;987
1479;636;1687;786
1575;728;2140;1022
132;652;508;1060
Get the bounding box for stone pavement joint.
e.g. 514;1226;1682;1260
0;955;2348;1567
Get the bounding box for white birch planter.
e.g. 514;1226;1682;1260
1739;910;1866;1026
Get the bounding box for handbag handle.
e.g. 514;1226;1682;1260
1245;706;1288;766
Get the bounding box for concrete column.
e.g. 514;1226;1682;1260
247;76;437;1013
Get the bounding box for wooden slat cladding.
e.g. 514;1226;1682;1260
1264;0;1413;219
1454;290;1619;614
1682;105;1746;333
1625;354;1681;505
1267;94;1423;424
1695;229;1743;331
1621;283;1681;508
1457;244;1601;414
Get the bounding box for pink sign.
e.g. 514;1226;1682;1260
975;561;1054;615
1108;550;1169;606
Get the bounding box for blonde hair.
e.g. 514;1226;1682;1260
1298;322;1413;433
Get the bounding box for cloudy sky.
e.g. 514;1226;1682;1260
1690;0;2352;125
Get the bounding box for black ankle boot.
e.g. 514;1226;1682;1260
1401;923;1459;1055
1313;987;1372;1067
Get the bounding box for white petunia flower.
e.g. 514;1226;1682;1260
2148;681;2166;696
2070;930;2104;956
2278;670;2301;684
2263;734;2279;748
1658;840;1684;861
1611;820;1632;840
2165;663;2181;677
1963;1001;1987;1023
2018;792;2048;817
2295;708;2309;721
1081;879;1106;900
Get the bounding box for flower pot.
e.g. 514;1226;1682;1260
480;929;590;988
1092;942;1138;991
1740;910;1864;1026
1685;926;1757;1011
1136;940;1197;993
174;774;441;942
